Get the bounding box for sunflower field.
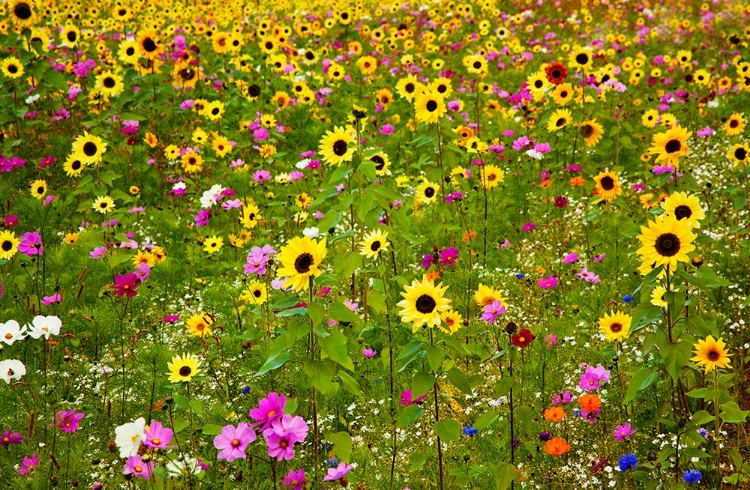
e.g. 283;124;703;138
1;0;750;488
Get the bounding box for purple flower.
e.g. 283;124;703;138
0;430;23;446
113;273;140;298
214;423;256;462
537;276;558;289
253;170;271;183
422;253;437;270
194;209;210;227
593;254;606;263
144;420;173;450
522;222;536;232
612;423;637;441
54;409;84;433
263;415;308;462
439;247;459;267
696;126;715;137
18;232;43;256
400;389;427;406
380;124;394;135
552;391;572;405
162;314;179;323
481;300;506;323
17;453;40;476
362;348;377;358
324;461;354;482
553;196;568;208
563;253;579;264
121;120;140;135
123;455;154;480
249;392;286;430
283;469;308;490
42;293;61;306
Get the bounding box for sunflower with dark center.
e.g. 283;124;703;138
72;132;107;165
369;152;391;175
691;336;732;373
598;310;632;342
0;231;20;261
415;181;439;204
660;191;705;229
10;0;36;29
570;48;592;69
242;280;268;305
578;119;604;147
593;171;622;202
397;277;451;332
637;214;696;271
359;230;389;259
276;236;327;292
319;126;356;165
167;354;202;383
728;143;749;165
414;90;446;124
648;125;691;166
545;61;568;84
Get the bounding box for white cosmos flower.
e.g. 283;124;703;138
115;418;146;458
0;359;26;383
0;320;26;345
27;315;61;339
200;184;225;208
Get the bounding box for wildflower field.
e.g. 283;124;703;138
1;0;750;488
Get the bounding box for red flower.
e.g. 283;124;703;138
511;328;535;348
545;62;568;85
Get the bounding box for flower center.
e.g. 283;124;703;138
152;438;161;445
179;366;192;376
665;139;681;153
1;241;11;251
371;155;385;170
579;124;594;138
426;100;438;112
404;82;415;93
332;140;348;156
103;77;116;88
294;252;314;273
83;142;98;156
735;148;747;160
14;3;32;19
142;38;157;52
609;323;622;333
655;233;680;256
576;53;589;65
424;186;435;198
600;176;615;191
674;205;692;220
415;294;437;314
231;438;241;447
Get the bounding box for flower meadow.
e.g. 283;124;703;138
1;0;750;488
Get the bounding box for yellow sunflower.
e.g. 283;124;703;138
359;229;389;258
95;71;124;98
203;235;224;254
480;164;505;189
660;192;705;229
648;125;692;167
474;283;507;307
414;90;446;125
92;195;115;214
396;75;421;101
186;312;214;338
415;181;439;205
241;280;268;306
570;48;593;70
690;336;732;374
636;214;696;271
723;113;746;136
276;236;328;292
368;151;391;176
0;230;20;261
547;108;573;132
30;179;47;199
319;126;356;166
396;277;451;333
72;132;107;166
167;353;202;383
240;202;261;229
551;83;573;105
727;142;749;165
593;171;622;202
1;57;24;79
650;285;669;308
598;310;632;342
9;0;38;30
578;119;604;147
63;155;84;177
137;31;163;61
439;310;463;335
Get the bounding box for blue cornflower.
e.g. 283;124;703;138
463;425;478;437
515;273;525;279
326;457;339;467
241;386;251;395
618;454;638;471
683;469;702;485
622;294;633;303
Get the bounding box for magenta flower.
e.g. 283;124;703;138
249;392;286;430
380;124;394;136
362;348;377;358
54;409;84;433
42;293;61;306
144;420;173;450
252;170;271;183
551;391;572;405
163;314;179;323
522;222;536;232
612;423;637;441
18;232;43;256
481;300;506;323
563;253;579;264
0;430;23;446
283;468;308;490
263;416;308;461
537;276;558;289
89;246;107;259
123;455;154;480
214;423;256;462
399;389;427;406
17;453;40;476
324;461;354;482
439;247;459;267
113;273;140;298
194;209;210;227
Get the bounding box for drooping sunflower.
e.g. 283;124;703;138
319;126;356;166
241;280;268;305
578;119;604;147
92;195;115;214
94;71;124;98
276;236;328;292
415;181;439;205
690;336;731;374
660;192;705;229
547;108;572;132
636;214;696;271
72;132;107;166
167;353;202;383
0;230;20;261
359;229;389;258
723;113;746;136
186;312;214;338
727;142;749;165
63;155;84;177
396;75;421;102
30;179;47;199
480;164;505;189
593;171;621;202
648;125;691;167
397;277;451;333
598;310;632;342
9;0;38;30
414;90;446;125
1;57;24;79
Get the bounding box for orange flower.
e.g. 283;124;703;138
578;393;601;412
543;406;566;423
540;178;553;189
425;270;442;282
569;176;585;187
462;229;477;243
543;437;570;456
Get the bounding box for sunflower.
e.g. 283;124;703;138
318;126;356;166
474;283;506;307
240;202;261;229
181;151;203;174
0;230;20;261
27;28;49;54
203;235;223;254
118;40;139;64
29;179;47;199
480;164;505;189
396;277;451;333
528;72;549;95
327;63;345;82
63;155;84;177
727;142;749;165
359;229;389;258
72;132;107;166
368;151;391;176
636;214;696;271
660;192;705;229
212;134;232;157
167;353;202;383
429;77;453;98
547;108;572;132
650;285;669;308
396;75;421;101
137;31;163;60
691;336;732;374
241;280;268;305
648;126;691;167
356;55;377;75
723;113;746;136
415;181;439;205
186;312;214;338
545;61;568;84
641;109;659;129
593;171;621;202
578;119;604;147
464;55;487;75
276;236;327;292
94;70;124;98
439;310;463;335
598;310;632;342
551;83;573;105
414;90;446;125
60;25;80;48
693;69;710;86
92;195;115;214
201;101;225;121
9;0;38;29
1;57;24;79
570;48;593;70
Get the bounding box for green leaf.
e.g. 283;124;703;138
202;424;223;436
329;301;361;325
325;431;353;462
339;370;362;397
409;452;427;471
516;406;534;436
172;418;189;434
473;411;499;431
320;330;354;371
494;462;516;490
276;307;307;317
255;351;290;377
446;367;473;395
396;405;423;427
307;302;326;327
303;359;338;394
397;340;425;361
657;339;693;382
625;368;658;403
433;420;461;443
173;394;189;409
426;345;444;373
412;372;435;398
719;402;749;424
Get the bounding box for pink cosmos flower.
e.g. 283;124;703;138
113;273;140;298
54;409;84;433
214;423;256;462
563;253;579;264
123;455;154;480
263;416;308;462
249;392;286;430
18;232;43;256
481;300;506;323
0;430;23;446
324;461;354;482
143;420;173;450
42;293;61;306
362;348;377;358
537;276;558;289
17;453;40;476
612;423;637;441
400;389;427;406
380;124;394;135
283;469;308;490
